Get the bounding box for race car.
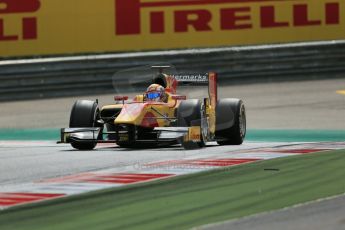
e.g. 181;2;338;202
59;66;246;150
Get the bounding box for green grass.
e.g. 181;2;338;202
247;129;345;142
0;149;345;230
0;129;58;140
1;129;345;142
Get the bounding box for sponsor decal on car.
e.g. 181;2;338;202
173;74;209;83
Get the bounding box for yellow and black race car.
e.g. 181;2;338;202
60;66;246;150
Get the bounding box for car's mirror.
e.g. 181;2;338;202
114;96;129;101
171;95;186;100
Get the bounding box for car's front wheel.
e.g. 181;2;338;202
69;100;100;150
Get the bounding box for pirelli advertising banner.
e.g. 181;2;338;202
0;0;345;57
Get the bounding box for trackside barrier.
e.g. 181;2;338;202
0;41;345;101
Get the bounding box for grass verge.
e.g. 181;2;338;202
0;129;58;140
0;149;345;230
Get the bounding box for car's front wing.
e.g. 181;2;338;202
58;126;202;145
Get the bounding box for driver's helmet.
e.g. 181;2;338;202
145;84;166;102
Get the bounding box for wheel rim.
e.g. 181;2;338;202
239;104;246;137
93;108;100;127
200;103;208;142
94;107;103;140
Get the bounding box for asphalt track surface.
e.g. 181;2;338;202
0;141;284;193
202;194;345;230
0;78;345;229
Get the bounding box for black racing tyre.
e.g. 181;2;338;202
177;99;207;149
69;100;100;150
215;99;246;145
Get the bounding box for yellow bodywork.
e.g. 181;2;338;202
100;73;217;140
184;126;201;142
115;103;174;127
101;94;179;128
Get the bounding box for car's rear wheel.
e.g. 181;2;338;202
69;100;100;150
215;99;246;145
177;99;207;149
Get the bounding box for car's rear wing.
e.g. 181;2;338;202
151;66;218;105
171;72;218;135
172;72;218;108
